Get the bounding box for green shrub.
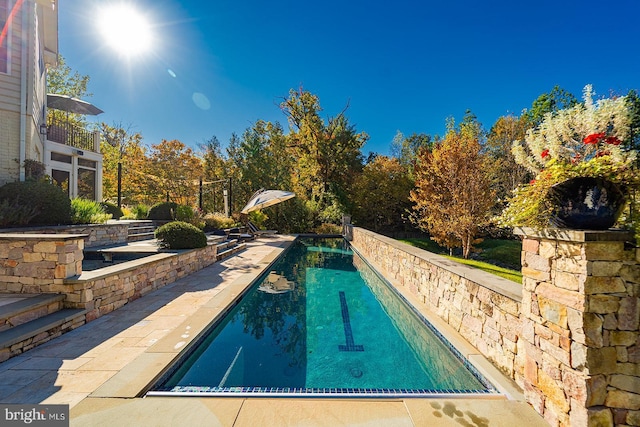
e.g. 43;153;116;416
203;212;237;232
248;210;268;228
120;205;151;220
147;202;178;220
175;205;194;222
0;180;71;225
23;159;46;180
72;198;112;224
313;223;342;235
121;204;149;220
100;202;123;220
155;221;207;249
0;199;39;227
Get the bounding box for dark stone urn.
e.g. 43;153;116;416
547;177;626;230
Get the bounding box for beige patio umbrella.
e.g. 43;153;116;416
240;189;295;214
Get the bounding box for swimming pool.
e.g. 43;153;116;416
148;237;496;397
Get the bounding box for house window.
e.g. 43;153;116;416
78;168;96;200
51;152;72;163
78;158;97;168
0;0;9;74
52;169;70;197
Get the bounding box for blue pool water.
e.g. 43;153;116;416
150;237;494;396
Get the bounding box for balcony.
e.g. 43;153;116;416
46;117;100;153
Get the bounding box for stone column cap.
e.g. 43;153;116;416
514;227;634;242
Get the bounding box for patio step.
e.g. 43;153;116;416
0;294;86;362
127;221;157;242
0;294;65;332
216;239;239;252
216;241;247;261
206;235;226;245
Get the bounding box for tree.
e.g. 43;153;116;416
352;156;413;232
199;135;229;213
525;85;578;127
410;125;495;258
459;109;484;142
47;55;91;98
280;88;367;219
485;114;532;211
147;140;203;206
100;123;147;206
46;55;93;126
225;120;295;216
626;89;640;155
390;131;432;178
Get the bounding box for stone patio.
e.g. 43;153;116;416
0;236;547;426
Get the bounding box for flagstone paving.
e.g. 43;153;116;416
0;235;547;426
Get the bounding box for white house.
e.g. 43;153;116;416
0;0;102;200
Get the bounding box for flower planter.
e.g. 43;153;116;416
547;177;626;230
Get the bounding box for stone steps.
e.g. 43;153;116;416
216;240;247;261
126;221;156;242
0;294;65;331
0;294;86;362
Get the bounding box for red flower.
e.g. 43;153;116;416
530;179;536;185
541;149;550;158
605;136;622;145
583;133;605;144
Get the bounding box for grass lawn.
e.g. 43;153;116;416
399;238;523;284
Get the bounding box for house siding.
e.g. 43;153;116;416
0;0;50;185
0;0;26;184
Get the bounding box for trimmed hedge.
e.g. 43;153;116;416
100;202;124;220
0;180;71;226
155;221;207;249
147;202;178;220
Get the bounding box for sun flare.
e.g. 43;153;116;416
98;4;153;57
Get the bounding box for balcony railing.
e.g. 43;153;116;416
46;117;99;153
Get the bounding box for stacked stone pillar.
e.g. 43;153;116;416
0;234;84;293
517;228;640;427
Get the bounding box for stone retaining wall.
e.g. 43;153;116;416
60;244;218;321
0;223;129;248
0;233;218;322
348;226;524;384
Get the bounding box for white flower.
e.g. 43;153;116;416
512;85;632;174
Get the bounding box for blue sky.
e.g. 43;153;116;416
58;0;640;156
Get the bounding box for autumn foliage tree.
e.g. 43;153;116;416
100;123;155;206
352;156;413;232
147;139;203;206
485;115;532;211
410;125;495;258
